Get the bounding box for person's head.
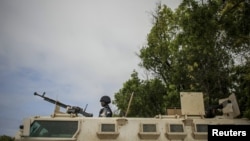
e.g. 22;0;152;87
100;95;111;107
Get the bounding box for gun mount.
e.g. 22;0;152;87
34;92;93;117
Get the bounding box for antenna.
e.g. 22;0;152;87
42;92;45;97
83;104;88;112
125;92;134;117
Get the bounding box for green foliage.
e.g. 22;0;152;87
139;4;178;86
231;58;250;118
175;0;234;103
219;0;250;52
0;135;14;141
113;70;168;117
114;0;250;118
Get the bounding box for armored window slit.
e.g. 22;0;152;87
143;124;157;132
170;124;184;132
193;124;208;139
165;123;187;140
97;123;119;139
196;124;208;132
101;124;115;132
138;123;160;139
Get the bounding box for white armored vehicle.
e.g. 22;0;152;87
14;92;250;141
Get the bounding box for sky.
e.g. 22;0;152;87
0;0;181;137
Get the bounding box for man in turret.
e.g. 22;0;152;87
99;95;113;117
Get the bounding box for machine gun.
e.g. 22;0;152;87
34;92;93;117
204;93;240;118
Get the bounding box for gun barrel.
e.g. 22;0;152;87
34;92;68;108
34;92;93;117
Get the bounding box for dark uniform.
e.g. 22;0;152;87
99;95;113;117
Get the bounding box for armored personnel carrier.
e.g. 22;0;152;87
14;92;250;141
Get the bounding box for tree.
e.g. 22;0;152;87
219;0;250;53
113;70;167;117
137;0;250;117
231;58;250;118
218;0;250;118
139;4;181;107
175;0;234;104
114;0;250;118
139;0;234;106
0;135;14;141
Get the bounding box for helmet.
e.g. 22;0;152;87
100;95;111;104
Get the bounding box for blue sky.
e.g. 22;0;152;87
0;0;181;136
